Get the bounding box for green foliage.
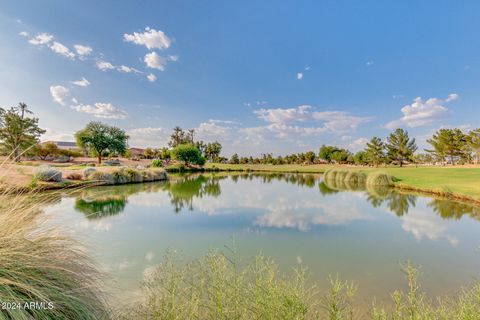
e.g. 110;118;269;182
353;151;369;165
169;126;195;148
365;137;385;167
0;103;46;162
427;128;469;165
386;128;417;167
31;142;60;159
204;141;222;162
75;121;129;164
171;144;206;165
230;153;239;164
151;159;163;167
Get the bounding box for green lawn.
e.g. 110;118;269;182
205;163;480;201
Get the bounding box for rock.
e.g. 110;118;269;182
53;156;70;163
104;159;121;166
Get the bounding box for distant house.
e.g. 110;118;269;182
46;141;78;150
129;147;145;158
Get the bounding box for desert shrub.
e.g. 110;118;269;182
33;165;62;182
151;159;163;168
112;169;129;184
171;144;205;166
124;168;143;182
83;167;97;179
166;163;186;173
142;170;154;182
151;169;167;181
86;171;114;185
66;172;83;180
366;172;395;187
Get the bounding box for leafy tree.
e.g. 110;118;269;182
158;147;171;160
75;121;129;164
143;147;155;159
0;103;45;162
426;129;468;165
230;153;239;164
353;151;369;165
304;151;316;163
386;128;417;167
365;137;385;167
32;142;60;160
204;141;222;162
168;127;195;148
171;144;205;165
319;145;341;163
330;150;352;164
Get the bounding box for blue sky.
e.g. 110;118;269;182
0;1;478;156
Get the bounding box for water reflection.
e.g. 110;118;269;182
69;173;480;228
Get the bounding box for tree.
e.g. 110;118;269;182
171;144;205;165
304;151;316;164
158;147;171;160
386;128;417;167
230;153;239;164
364;137;385;167
143;147;154;159
204;141;222;162
353;151;369;165
427;129;468;165
0;103;45;162
467;129;480;164
75;121;129;164
168;127;196;148
32;142;60;160
319;145;341;163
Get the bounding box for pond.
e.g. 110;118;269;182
44;172;480;305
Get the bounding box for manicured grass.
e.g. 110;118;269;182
206;163;480;201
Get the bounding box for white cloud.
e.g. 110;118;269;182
123;27;172;50
49;41;75;59
71;102;128;119
96;60;115;71
366;61;374;66
253;105;371;132
71;77;90;87
168;55;178;62
147;73;157;82
386;93;458;129
74;44;92;57
19;31;29;37
296;72;303;80
28;32;54;45
144;52;167;70
117;65;140;73
127;127;169;147
49;85;70;105
41;128;74;142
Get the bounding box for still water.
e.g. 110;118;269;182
44;173;480;304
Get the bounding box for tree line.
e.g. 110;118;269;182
1;102;480;167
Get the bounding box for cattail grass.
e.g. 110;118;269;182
0;179;110;319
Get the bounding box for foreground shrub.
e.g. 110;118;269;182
119;250;318;319
0;190;109;319
366;172;394;187
33;165;62;182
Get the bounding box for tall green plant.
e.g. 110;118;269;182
386;129;417;167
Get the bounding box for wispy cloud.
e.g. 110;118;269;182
123;27;172;50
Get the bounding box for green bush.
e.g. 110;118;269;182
171;144;206;166
151;159;163;168
124;168;143;182
112;169;129;184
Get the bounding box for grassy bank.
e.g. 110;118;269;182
205;163;480;203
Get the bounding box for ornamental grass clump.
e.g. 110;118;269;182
0;187;109;319
124;168;143;183
366;172;395;187
86;171;114;185
33;165;62;182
